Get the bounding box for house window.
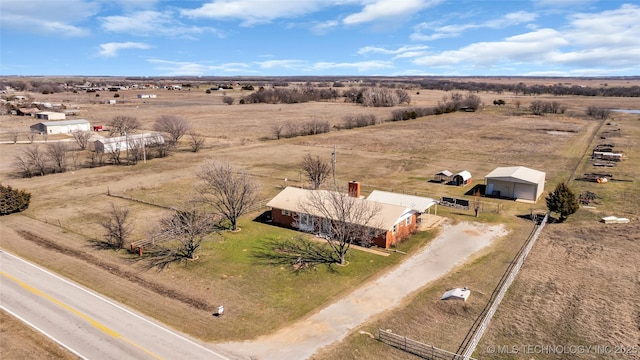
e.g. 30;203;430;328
392;224;398;233
281;209;290;216
406;217;412;226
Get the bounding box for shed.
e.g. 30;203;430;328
93;133;164;153
485;166;545;202
36;111;66;120
441;287;470;301
30;119;91;135
452;171;472;186
434;170;453;183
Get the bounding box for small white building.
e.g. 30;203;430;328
30;119;91;134
485;166;546;202
441;287;470;301
137;94;157;99
94;133;164;153
36;111;66;120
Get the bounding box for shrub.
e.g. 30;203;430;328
0;184;31;215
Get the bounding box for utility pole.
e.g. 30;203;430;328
331;145;336;186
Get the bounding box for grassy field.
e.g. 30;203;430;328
1;80;639;358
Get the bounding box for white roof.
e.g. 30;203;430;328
94;132;164;144
454;170;472;181
36;119;90;126
367;190;437;213
267;187;412;231
485;166;545;185
435;170;453;177
441;288;470;301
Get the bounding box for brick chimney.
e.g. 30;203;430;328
348;180;361;198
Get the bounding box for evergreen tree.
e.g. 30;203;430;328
546;182;579;222
0;184;31;216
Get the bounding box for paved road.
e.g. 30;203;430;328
219;221;507;359
0;250;234;360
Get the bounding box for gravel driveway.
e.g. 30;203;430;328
218;221;508;359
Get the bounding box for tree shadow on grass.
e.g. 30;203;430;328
252;237;338;273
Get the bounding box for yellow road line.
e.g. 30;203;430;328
1;271;163;359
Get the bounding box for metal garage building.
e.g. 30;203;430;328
484;166;546;202
30;119;91;134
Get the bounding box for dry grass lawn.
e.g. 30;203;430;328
1;79;639;358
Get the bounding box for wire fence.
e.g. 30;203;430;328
457;212;549;359
378;329;475;360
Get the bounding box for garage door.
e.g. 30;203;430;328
513;183;534;201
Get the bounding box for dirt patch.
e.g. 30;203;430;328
479;221;640;359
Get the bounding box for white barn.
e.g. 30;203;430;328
485;166;546;202
36;111;66;120
94;133;164;153
30;119;91;134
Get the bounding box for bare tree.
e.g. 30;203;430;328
13;154;33;178
26;132;36;144
222;96;234;105
299;187;382;265
46;142;68;173
8;129;20;144
271;123;284;140
72;130;93;150
187;132;205;152
153;115;191;144
23;146;48;176
145;207;217;270
101;204;133;249
108;115;141;136
301;154;331;190
196;161;260;231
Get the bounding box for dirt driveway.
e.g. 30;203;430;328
218;221;508;359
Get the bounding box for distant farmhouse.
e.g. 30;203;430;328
94;133;164;153
30;119;91;135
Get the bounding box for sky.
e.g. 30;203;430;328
1;0;639;77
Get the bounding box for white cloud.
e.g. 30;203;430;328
256;60;308;69
147;59;254;76
100;10;222;37
358;45;429;60
411;11;538;41
99;42;152;57
0;0;97;36
311;20;339;35
311;60;393;72
411;4;640;73
180;0;327;26
343;0;441;25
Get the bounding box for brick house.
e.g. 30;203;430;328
266;182;418;248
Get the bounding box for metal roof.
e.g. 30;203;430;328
484;166;545;185
267;187;413;230
435;170;453;177
454;170;472;181
36;119;90;126
441;288;470;301
367;190;437;213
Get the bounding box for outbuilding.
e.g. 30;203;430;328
93;133;164;153
30;119;91;134
36;111;66;120
484;166;546;202
434;170;453;183
452;170;472;186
